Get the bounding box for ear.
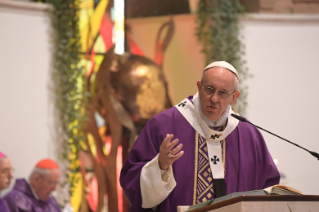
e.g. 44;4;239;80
196;81;201;91
33;174;41;183
230;90;241;105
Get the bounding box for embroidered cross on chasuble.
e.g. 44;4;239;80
193;127;226;205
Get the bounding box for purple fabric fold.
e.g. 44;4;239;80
3;179;61;212
0;198;10;212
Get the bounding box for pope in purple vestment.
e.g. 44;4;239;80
120;61;280;212
3;179;61;212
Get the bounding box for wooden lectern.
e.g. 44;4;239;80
182;195;319;212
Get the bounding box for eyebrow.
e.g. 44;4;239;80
206;86;229;92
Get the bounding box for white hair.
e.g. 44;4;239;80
29;167;50;181
0;155;7;163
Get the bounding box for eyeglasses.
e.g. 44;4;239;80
201;85;235;99
0;167;14;175
47;180;59;187
38;176;59;187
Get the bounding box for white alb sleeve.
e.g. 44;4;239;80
140;154;176;208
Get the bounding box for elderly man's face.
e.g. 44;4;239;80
0;158;13;190
33;169;60;201
197;67;240;121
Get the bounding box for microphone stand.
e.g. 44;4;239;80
231;113;319;161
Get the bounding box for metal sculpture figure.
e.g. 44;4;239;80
80;16;175;212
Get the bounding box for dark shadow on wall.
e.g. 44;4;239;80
125;0;191;18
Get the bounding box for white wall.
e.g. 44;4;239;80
242;14;319;195
0;1;55;181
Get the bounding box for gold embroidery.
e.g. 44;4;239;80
222;138;226;174
198;175;209;187
193;132;199;205
199;149;209;161
198;162;210;174
197;185;213;199
196;134;214;203
197;180;207;195
222;125;226;175
194;126;227;204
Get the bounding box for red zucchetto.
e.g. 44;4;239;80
35;159;59;169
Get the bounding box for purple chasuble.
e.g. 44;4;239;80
120;96;280;212
3;179;61;212
0;198;10;212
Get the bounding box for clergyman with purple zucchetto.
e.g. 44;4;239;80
120;61;280;212
0;152;13;212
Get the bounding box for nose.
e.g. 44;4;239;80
210;91;219;102
9;171;13;178
52;183;58;191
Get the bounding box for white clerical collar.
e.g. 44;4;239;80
175;95;239;143
192;92;229;127
175;95;239;180
28;180;40;200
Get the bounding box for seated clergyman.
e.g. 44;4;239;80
3;158;62;212
0;152;14;212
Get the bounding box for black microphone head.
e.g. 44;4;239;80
231;113;247;122
309;151;319;160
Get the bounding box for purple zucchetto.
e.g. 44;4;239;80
0;152;5;159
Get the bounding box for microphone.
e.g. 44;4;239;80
231;113;319;161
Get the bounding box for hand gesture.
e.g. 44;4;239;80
158;134;184;170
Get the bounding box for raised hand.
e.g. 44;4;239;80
158;134;184;170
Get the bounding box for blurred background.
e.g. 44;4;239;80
1;0;319;211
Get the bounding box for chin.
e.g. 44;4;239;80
204;112;218;120
40;196;49;201
3;182;9;188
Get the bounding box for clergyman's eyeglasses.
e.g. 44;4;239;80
201;86;235;99
0;168;14;175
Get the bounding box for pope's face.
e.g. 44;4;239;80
33;169;60;201
197;67;240;121
0;158;13;191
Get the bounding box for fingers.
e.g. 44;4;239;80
169;143;183;156
172;150;184;161
162;134;174;148
161;134;182;155
161;134;179;150
158;134;184;170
